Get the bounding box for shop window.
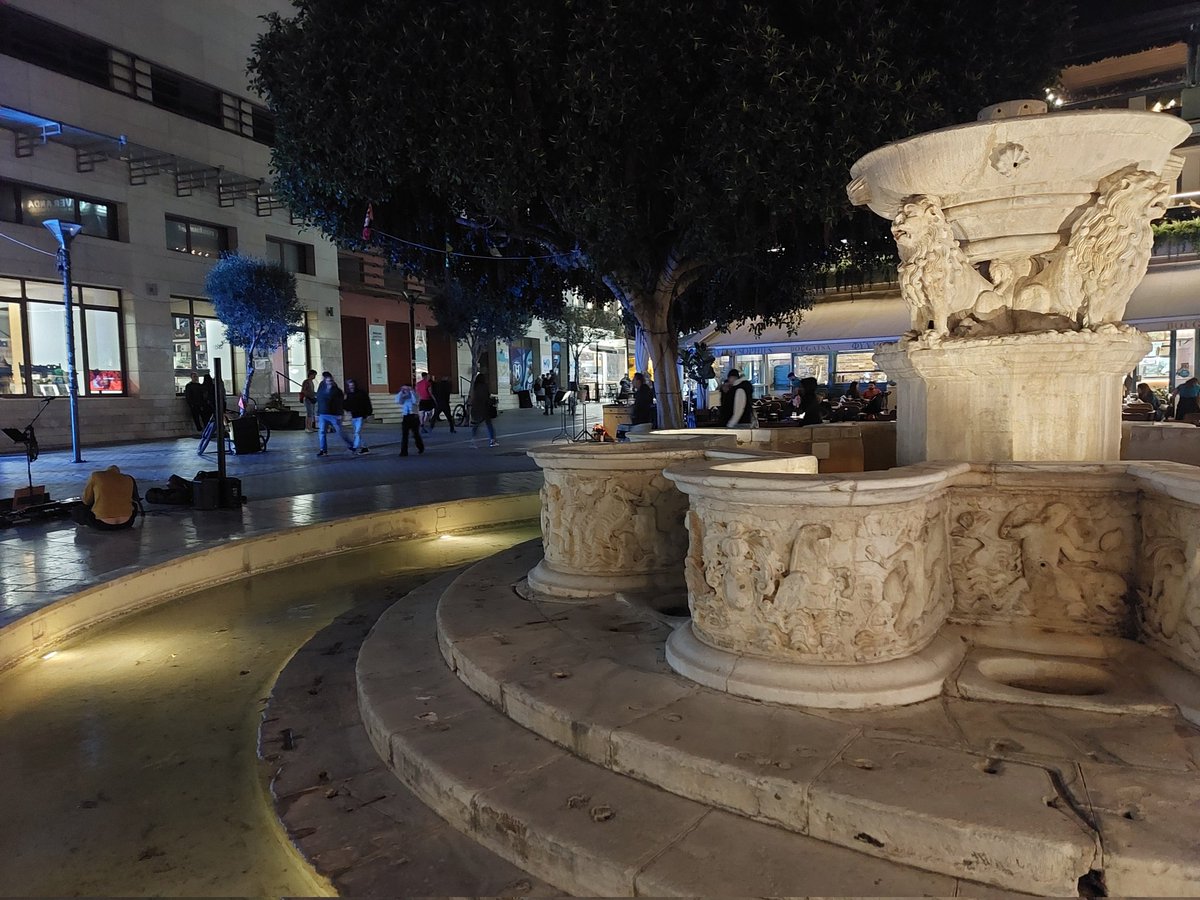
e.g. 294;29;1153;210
267;237;315;275
0;301;25;395
0;180;118;239
1136;331;1173;392
165;217;230;259
833;350;886;392
171;297;235;395
792;353;831;386
0;278;125;397
285;327;309;392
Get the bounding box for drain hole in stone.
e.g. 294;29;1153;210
1078;868;1107;898
854;832;885;849
976;658;1112;697
1121;807;1138;821
660;605;690;618
979;759;1002;775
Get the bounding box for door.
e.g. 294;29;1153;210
339;316;369;384
386;321;411;391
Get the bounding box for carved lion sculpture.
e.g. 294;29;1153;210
1017;166;1169;329
892;196;1002;337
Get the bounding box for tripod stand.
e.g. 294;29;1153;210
573;396;593;442
551;390;575;442
3;397;52;502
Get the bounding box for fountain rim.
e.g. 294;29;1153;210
848;106;1191;179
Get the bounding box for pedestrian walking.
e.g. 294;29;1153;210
396;385;425;456
314;371;356;456
469;372;498;448
299;369;318;432
432;375;457;432
343;378;373;453
415;372;435;433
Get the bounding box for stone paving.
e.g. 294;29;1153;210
0;405;581;628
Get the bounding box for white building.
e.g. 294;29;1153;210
0;1;343;449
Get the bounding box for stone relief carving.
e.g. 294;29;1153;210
541;469;689;575
1137;499;1200;673
685;497;952;664
948;490;1135;633
891;166;1169;341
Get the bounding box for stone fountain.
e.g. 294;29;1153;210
349;100;1200;900
858;99;1186;464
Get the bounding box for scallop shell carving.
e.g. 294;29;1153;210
990;142;1030;176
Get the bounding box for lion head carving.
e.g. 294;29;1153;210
1071;167;1169;327
891;196;978;335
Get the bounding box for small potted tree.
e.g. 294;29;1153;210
205;254;304;450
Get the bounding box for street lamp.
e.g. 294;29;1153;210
42;219;84;463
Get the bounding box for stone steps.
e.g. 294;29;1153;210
423;540;1200;898
356;547;1037;897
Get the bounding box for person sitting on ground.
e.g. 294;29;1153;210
72;464;139;530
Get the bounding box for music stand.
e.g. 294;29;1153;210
551;391;575;442
5;397;50;503
573;394;593;442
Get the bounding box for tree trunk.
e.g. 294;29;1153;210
631;294;682;429
240;345;255;416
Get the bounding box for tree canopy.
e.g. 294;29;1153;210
204;253;302;410
250;0;1072;425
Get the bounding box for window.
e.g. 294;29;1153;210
166;217;230;258
267;237;315;275
0;7;275;145
171;298;235;396
0;6;110;89
0;180;117;240
0;277;125;397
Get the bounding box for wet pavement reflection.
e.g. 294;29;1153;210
0;524;538;897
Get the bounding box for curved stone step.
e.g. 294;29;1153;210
356;551;998;896
261;570;556;897
433;541;1200;897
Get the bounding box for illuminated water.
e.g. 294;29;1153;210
0;525;538;897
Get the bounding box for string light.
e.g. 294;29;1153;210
0;230;57;257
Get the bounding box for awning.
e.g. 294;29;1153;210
1125;261;1200;331
701;294;908;355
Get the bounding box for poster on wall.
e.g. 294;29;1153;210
551;340;562;382
369;324;387;384
415;328;428;374
509;341;533;392
1176;334;1194;387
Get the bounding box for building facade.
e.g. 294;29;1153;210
0;1;343;449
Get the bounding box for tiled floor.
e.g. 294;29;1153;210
0;405;588;627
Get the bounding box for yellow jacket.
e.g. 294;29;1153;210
83;466;136;523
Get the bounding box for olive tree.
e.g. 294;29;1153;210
250;0;1070;426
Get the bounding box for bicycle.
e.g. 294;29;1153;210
452;402;468;427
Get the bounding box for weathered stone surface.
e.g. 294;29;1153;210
609;689;857;833
635;808;958;897
807;736;1098;895
1082;763;1200;897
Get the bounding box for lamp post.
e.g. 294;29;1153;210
42;219;84;463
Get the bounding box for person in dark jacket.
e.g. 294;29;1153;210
790;376;823;424
314;371;355;456
719;369;753;427
343;378;374;453
431;375;457;432
469;372;498;447
630;372;656;430
183;372;206;431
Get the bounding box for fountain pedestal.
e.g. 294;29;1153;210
877;330;1149;465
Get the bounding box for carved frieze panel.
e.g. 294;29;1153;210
948;488;1137;634
541;468;690;576
684;495;952;664
1137;497;1200;675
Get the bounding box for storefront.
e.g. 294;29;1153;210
1;276;126;398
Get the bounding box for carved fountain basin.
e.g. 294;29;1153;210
847;109;1189;263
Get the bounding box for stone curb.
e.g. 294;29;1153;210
260;569;557;897
356;546;994;897
432;542;1200;897
0;492;538;673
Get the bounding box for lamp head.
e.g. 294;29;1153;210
42;219;83;246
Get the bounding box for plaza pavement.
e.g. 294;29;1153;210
0;404;590;630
